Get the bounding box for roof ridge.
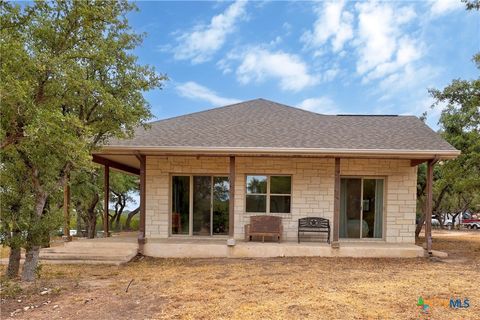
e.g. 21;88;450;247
146;98;262;125
256;98;333;117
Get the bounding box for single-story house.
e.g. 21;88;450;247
92;99;460;258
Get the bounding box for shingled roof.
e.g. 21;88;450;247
103;99;459;158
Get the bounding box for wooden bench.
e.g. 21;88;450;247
245;215;283;243
298;217;330;243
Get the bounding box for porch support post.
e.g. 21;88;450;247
103;165;110;237
228;156;236;246
138;154;146;252
63;172;72;241
425;158;437;255
332;158;341;248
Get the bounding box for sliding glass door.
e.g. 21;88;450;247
213;177;230;235
340;177;384;239
172;175;229;236
193;176;212;236
172;176;190;235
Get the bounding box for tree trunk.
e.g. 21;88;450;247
21;245;40;282
6;246;21;279
76;208;83;236
114;209;122;230
415;211;425;238
83;193;99;239
451;212;460;228
87;217;97;239
125;207;139;231
437;213;445;229
22;191;48;281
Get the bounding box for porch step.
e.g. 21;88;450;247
37;238;138;264
40;248;136;255
64;241;138;249
38;247;137;264
38;259;129;265
39;252;136;262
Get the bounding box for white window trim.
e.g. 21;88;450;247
245;175;292;214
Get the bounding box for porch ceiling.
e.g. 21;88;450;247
92;154;140;174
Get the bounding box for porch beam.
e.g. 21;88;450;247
137;154;146;252
332;158;341;248
228;156;236;244
103;165;110;237
92;154;140;175
63;173;72;241
425;158;438;255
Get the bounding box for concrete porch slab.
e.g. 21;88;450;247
143;238;425;258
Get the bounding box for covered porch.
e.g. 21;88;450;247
85;150;440;259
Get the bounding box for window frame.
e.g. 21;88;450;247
245;174;292;214
339;175;386;241
170;174;230;237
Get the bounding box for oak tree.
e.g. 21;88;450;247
0;1;166;280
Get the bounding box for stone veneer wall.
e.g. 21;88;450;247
145;156;417;244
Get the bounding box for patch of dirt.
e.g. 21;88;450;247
1;231;479;319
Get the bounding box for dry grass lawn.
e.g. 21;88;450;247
1;230;479;320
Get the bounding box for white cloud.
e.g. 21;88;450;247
377;64;439;99
400;96;445;130
429;0;463;16
269;36;283;46
355;2;422;82
323;67;340;82
297;97;340;114
282;22;292;35
176;82;240;106
301;0;354;52
226;47;318;92
172;1;247;64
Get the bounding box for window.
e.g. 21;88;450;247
246;175;291;213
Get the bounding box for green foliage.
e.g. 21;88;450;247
109;210;139;232
110;172;139;194
0;0;165;277
0;151;33;248
0;278;23;298
462;0;480;10
427;54;480;218
70;167;140;235
71;167;103;220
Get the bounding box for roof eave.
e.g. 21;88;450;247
94;145;461;160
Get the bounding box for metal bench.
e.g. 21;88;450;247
245;215;283;243
298;217;330;243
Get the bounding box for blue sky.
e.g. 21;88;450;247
127;0;479;131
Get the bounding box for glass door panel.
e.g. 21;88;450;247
213;177;229;235
340;178;362;238
172;176;190;235
193;176;212;236
362;179;376;238
363;179;383;238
